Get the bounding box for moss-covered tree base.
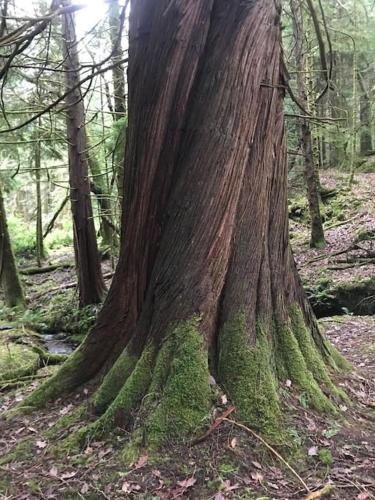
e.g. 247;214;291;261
6;307;348;461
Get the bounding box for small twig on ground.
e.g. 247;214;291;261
324;214;360;230
328;259;375;270
306;244;357;264
223;417;311;493
191;406;235;445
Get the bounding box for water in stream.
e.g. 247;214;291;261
41;333;75;354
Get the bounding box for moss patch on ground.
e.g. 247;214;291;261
0;341;40;382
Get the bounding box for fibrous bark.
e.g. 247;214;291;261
15;0;346;451
62;0;106;307
0;183;25;309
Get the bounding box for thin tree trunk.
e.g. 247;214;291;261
35;119;44;267
108;0;127;206
0;183;25;309
87;144;118;250
358;71;373;156
291;0;326;248
62;0;106;307
18;0;345;449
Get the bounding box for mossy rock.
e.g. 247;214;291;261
356;156;375;173
0;342;39;382
288;197;309;222
355;228;375;242
306;277;375;317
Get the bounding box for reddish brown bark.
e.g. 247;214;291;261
62;0;106;307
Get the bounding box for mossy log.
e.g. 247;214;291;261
19;262;74;275
308;277;375;317
0;335;68;385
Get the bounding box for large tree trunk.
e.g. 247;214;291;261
291;0;326;249
62;0;106;307
16;0;346;451
0;183;25;309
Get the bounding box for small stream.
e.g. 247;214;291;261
41;332;75;354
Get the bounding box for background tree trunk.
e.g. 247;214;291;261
0;183;25;309
62;0;106;307
87;140;118;250
35;119;45;267
19;0;345;450
108;0;127;207
291;0;326;248
358;71;373;156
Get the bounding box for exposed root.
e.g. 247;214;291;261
218;313;282;439
56;318;213;460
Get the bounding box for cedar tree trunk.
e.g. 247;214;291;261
62;0;106;306
16;0;347;452
0;183;25;309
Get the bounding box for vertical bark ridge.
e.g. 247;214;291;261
131;0;283;347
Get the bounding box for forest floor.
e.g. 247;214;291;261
0;170;374;499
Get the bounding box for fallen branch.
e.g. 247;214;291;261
305;484;335;500
306;245;356;264
43;195;69;238
32;345;68;365
0;372;50;391
223;417;311;493
324;214;360;230
31;272;114;300
328;259;375;271
20;262;74;275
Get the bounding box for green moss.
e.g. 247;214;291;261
356;227;375;242
311;238;326;249
318;447;333;467
290;307;348;402
93;348;138;414
122;428;145;464
5;347;84;417
31;345;68;365
326;342;352;372
0;438;33;465
278;323;336;413
97;343;155;430
218;313;281;439
45;404;86;439
144;318;212;448
0;342;39;382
